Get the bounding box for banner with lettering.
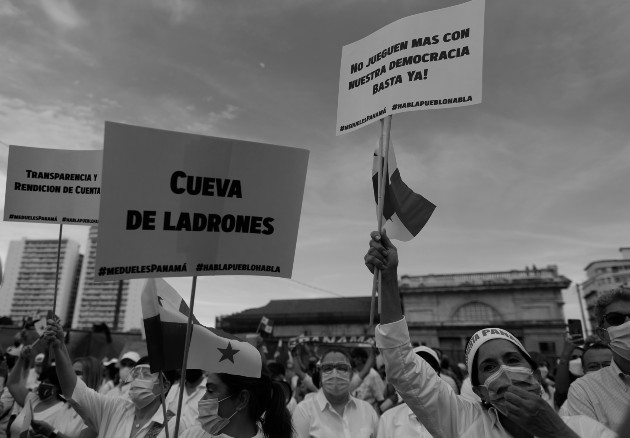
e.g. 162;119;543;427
3;146;102;224
94;122;309;281
336;0;485;134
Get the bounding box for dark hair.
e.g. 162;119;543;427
40;365;64;400
320;347;352;364
582;341;611;361
73;356;102;391
218;366;293;438
594;287;630;327
350;347;368;361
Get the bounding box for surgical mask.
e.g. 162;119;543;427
478;365;542;416
321;369;350;397
198;396;237;435
37;383;56;401
128;379;158;409
119;366;131;382
605;321;630;361
568;358;584;377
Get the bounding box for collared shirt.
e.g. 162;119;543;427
376;317;618;438
560;359;630;431
351;368;386;408
292;389;378;438
69;378;185;438
377;403;434;438
165;377;207;423
179;424;264;438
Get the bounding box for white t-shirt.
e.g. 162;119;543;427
10;393;86;438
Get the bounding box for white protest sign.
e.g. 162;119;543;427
336;0;485;135
94;122;309;281
3;146;102;224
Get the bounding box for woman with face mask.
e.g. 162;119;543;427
42;319;181;438
179;364;293;438
365;230;618;438
7;346;89;438
292;348;378;438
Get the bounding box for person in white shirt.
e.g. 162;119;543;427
43;319;180;438
293;347;378;438
560;287;630;431
26;353;45;391
365;230;618;438
349;347;386;414
378;346;441;438
107;351;140;399
165;369;206;425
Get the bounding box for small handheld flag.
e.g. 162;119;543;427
258;316;274;336
372;142;436;241
142;278;262;378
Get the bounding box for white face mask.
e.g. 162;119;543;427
128;379;158;409
321;369;350;397
198;396;237;435
605;321;630;361
478;365;542;416
568;358;584;377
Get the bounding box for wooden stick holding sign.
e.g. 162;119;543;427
173;276;198;438
370;115;393;325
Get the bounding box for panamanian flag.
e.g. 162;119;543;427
372;141;436;241
142;278;262;378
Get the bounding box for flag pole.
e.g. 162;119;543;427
52;223;63;316
158;372;171;438
173;275;198;438
370;116;392;324
370;119;386;326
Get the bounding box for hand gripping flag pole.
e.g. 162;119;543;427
173;276;198;438
370;115;393;326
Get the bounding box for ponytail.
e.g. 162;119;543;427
260;380;293;438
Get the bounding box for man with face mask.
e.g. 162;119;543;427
365;230;617;438
559;287;630;431
165;369;206;425
292;348;378;438
43;319;186;438
108;351;140;398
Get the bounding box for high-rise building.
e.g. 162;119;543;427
0;238;81;324
582;247;630;329
72;226;144;332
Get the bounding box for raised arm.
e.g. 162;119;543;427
43;319;77;398
364;231;403;324
7;345;32;406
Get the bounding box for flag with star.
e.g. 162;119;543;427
141;278;262;378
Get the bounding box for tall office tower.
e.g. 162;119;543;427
72;226;144;332
0;238;81;325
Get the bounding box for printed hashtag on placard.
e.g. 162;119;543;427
196;263;202;271
98;267;106;276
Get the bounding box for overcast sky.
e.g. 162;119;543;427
0;0;628;331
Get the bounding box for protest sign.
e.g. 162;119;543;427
3;146;102;224
288;335;375;351
94;122;309;281
336;0;485;135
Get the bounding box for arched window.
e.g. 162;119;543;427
453;302;502;323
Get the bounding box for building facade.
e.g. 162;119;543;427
72;226;144;332
218;265;571;364
582;247;630;330
0;238;81;324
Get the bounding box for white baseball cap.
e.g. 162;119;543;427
119;351;141;364
412;346;440;365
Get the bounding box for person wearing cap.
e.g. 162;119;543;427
365;230;617;438
559;287;630;431
107;351;140;398
42;319;183;438
98;358;118;395
26;352;46;391
377;346;441;438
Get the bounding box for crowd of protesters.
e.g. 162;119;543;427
0;234;629;437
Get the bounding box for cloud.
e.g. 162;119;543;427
37;0;84;30
151;0;196;24
0;0;19;17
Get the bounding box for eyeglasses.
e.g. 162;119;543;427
124;364;160;383
320;362;351;374
604;312;630;326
